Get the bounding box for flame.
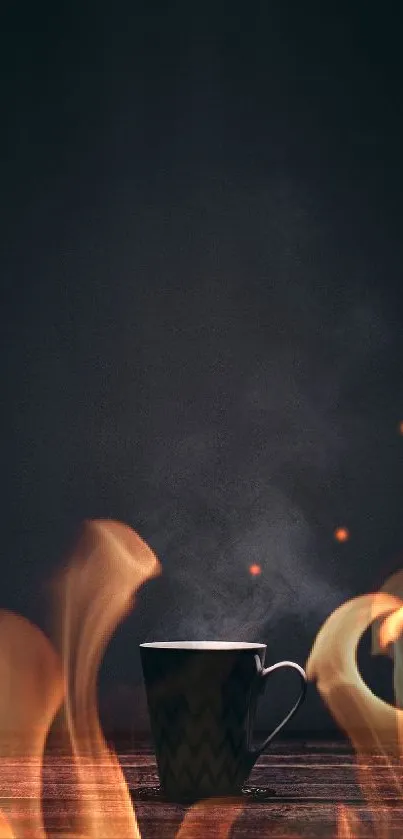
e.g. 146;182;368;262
306;592;403;751
0;519;246;839
175;799;243;839
0;815;13;839
371;570;403;712
306;590;403;838
0;611;63;838
379;605;403;650
336;805;361;838
51;519;161;838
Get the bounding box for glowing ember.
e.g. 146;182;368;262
249;563;262;576
334;527;350;543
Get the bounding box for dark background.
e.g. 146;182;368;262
1;0;403;736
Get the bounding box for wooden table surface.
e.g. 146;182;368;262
1;739;402;837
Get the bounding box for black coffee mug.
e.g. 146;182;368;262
140;641;306;801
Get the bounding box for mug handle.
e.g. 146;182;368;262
247;655;307;760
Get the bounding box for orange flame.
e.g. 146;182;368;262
379;605;403;650
306;589;403;838
0;519;246;839
336;805;361;838
175;799;243;839
0;611;63;838
0;814;13;839
306;592;403;751
52;519;161;838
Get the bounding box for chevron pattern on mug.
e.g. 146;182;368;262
140;641;263;800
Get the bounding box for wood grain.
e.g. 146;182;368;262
0;741;402;837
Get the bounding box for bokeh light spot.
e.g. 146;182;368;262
249;563;262;576
399;420;403;435
334;527;350;543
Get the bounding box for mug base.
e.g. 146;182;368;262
133;785;276;803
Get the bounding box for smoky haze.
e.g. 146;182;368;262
137;246;382;643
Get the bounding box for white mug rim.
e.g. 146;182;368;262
140;641;266;651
